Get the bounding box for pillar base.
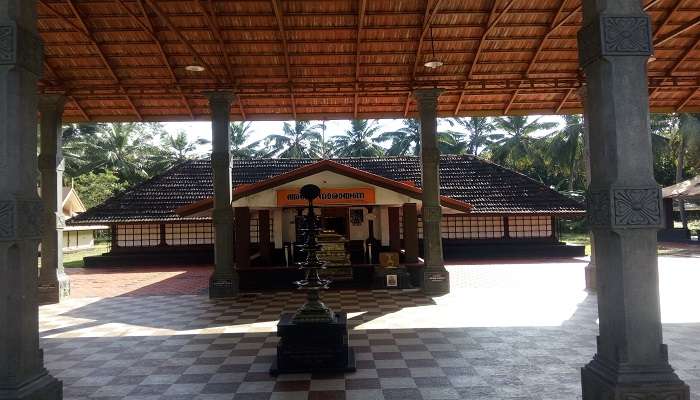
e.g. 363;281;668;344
0;371;62;400
585;262;597;292
581;356;689;400
37;272;70;305
209;273;239;298
421;266;450;296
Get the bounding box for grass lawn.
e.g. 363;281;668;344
62;243;110;268
560;232;591;255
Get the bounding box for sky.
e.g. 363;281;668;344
162;116;565;155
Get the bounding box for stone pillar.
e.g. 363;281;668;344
414;89;449;295
37;94;70;305
388;207;401;253
206;92;238;298
578;1;689;398
402;203;419;263
0;0;63;398
234;206;250;269
578;85;597;292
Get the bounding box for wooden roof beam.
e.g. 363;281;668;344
354;0;367;119
40;0;142;120
142;0;224;87
271;0;297;120
655;15;700;48
507;1;580;114
116;0;194;119
652;0;684;40
555;87;574;114
649;36;700;99
197;0;246;120
677;87;698;111
454;0;516;115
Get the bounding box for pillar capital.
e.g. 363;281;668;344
205;91;235;106
578;13;652;68
413;88;443;108
0;20;43;75
38;94;67;112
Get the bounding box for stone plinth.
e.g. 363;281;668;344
270;312;356;375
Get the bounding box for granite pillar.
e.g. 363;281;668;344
206;92;238;298
578;85;597;292
37;94;70;305
414;89;449;295
0;0;63;398
578;0;689;398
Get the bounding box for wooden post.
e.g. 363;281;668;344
235;207;251;269
403;203;419;263
259;210;272;265
388;207;401;253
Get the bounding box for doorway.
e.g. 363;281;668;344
321;207;348;236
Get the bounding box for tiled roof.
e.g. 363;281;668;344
68;155;585;225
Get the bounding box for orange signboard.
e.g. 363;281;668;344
276;187;375;206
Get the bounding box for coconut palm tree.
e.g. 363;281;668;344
74;122;161;184
160;130;209;162
547;115;583;191
330;119;385;157
263;120;323;158
374;119;461;156
229;121;261;158
447;117;497;156
487;116;558;169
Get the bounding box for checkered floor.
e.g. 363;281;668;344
40;257;700;399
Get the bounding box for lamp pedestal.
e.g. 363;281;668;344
270;184;356;375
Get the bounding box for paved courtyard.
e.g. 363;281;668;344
42;256;700;400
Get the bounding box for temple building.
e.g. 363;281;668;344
68;155;584;287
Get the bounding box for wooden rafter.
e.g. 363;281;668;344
644;0;665;10
525;3;581;77
43;60;90;121
649;36;700;99
197;0;246;119
677;87;698;110
40;0;143;120
403;93;412;117
555;87;574;114
655;15;700;48
117;0;194;119
354;0;367;118
142;0;224;86
454;0;516;115
652;0;684;40
505;1;580;114
271;0;297;119
411;0;445;81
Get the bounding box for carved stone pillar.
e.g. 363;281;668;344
577;85;597;292
38;94;70;305
0;0;63;398
414;89;449;295
578;1;689;398
206;92;238;298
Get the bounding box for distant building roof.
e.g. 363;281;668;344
663;176;700;200
68;155;585;225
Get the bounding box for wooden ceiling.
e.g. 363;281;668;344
36;0;700;122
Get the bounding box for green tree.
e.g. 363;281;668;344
547;115;584;191
263;120;322;158
160;130;209;162
374;119;461;156
330;120;385;157
486;116;558;170
447;117;497;156
68;122;166;185
72;170;127;209
229;121;261;158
